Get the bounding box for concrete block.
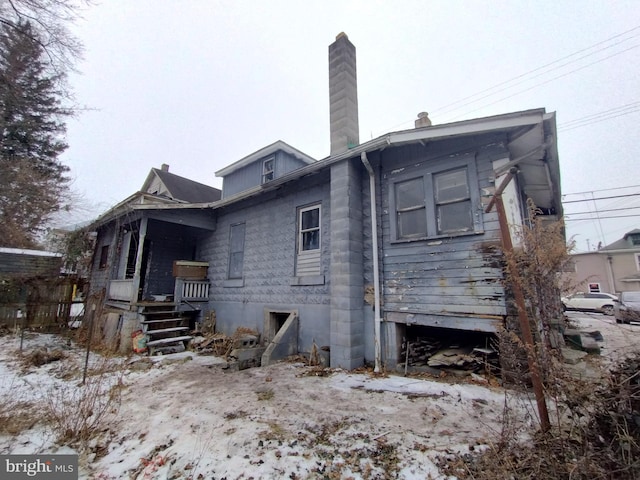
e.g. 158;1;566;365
330;319;364;338
561;348;588;365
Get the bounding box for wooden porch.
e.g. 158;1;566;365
107;277;210;308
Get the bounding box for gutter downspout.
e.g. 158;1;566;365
361;152;382;373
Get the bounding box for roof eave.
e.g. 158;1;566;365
215;140;317;177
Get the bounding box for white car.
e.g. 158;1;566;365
561;292;618;315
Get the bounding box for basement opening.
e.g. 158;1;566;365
398;324;499;374
263;309;298;344
261;309;299;367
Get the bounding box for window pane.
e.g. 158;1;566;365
398;208;427;238
437;201;472;233
263;159;274;172
229;224;245;278
302;208;319;230
230;224;245;253
396;178;425;210
99;245;109;269
229;252;244;279
302;230;319;251
435;169;469;203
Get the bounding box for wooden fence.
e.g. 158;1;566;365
0;276;80;330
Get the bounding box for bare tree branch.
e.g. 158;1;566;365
0;0;87;74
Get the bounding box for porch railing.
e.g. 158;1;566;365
175;278;210;302
108;279;134;302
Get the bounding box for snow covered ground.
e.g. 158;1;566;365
1;311;638;479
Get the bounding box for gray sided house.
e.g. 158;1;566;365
205;108;561;369
87;110;560;367
87;165;222;350
86;34;562;367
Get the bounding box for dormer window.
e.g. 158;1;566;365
629;234;640;246
262;157;275;184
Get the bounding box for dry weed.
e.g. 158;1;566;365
437;206;640;479
40;356;124;444
22;346;66;367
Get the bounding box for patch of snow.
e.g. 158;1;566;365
0;312;639;479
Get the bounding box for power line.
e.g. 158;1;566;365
431;25;640;116
566;206;640;215
373;25;640;135
443;44;640;122
558;104;640;132
564;213;640;221
563;184;640;196
560;102;640;126
562;193;640;204
435;36;640;118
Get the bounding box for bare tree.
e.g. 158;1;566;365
0;0;85;74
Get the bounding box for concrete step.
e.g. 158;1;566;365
146;326;190;335
146;335;193;347
141;318;185;324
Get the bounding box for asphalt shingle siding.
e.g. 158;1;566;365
203;172;331;353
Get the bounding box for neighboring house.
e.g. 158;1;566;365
567;229;640;294
0;247;62;277
0;247;70;328
87;34;562;368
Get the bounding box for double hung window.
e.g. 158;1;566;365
296;204;321;276
262;157;274;183
390;156;481;241
228;223;246;279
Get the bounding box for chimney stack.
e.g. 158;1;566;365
415;112;432;128
329;33;359;155
161;163;169;172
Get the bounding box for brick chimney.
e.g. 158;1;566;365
161;163;169;172
329;33;359;155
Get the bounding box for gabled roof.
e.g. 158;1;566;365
114;109;561;218
601;229;640;251
215;140;316;177
141;168;222;203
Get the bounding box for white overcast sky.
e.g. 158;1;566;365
60;0;640;252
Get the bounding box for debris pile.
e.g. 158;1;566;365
190;327;264;370
402;337;442;366
191;327;259;357
190;332;230;357
402;336;497;373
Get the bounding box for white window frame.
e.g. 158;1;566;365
635;253;640;271
296;204;321;276
262;157;275;184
